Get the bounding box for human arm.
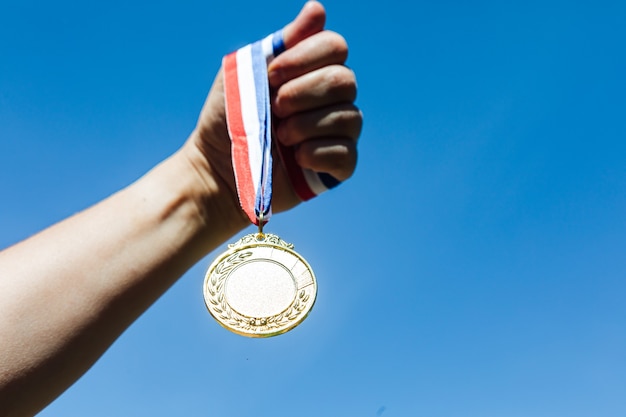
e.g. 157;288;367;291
0;2;361;416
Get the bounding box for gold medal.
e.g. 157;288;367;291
208;33;323;337
203;232;317;337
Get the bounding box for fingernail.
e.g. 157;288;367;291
268;68;283;87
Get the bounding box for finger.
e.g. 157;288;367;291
295;138;358;182
272;159;302;212
269;31;348;87
273;65;357;118
282;1;326;49
275;103;362;147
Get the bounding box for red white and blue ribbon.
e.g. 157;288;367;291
223;30;340;226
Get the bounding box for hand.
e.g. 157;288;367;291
186;1;361;226
0;6;360;413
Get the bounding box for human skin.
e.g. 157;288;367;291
0;2;361;416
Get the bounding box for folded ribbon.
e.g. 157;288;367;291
223;30;340;225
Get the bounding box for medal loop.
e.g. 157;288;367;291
257;212;265;239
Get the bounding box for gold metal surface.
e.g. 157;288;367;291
203;233;317;337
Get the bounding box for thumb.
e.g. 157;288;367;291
281;1;326;49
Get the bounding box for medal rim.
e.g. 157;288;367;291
203;233;317;338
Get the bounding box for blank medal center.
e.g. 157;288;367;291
226;259;296;317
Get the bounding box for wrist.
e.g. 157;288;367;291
174;130;249;249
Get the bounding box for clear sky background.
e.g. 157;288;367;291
1;0;625;416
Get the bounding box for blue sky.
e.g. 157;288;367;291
1;0;625;416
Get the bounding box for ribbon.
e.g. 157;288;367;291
223;30;340;226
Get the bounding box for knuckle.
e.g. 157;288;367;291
276;117;303;146
297;140;358;182
326;66;357;95
353;108;364;138
273;85;297;118
323;31;348;59
329;105;362;139
331;144;358;181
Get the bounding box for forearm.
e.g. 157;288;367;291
0;140;245;416
0;3;362;413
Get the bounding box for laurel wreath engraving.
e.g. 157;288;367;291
205;248;311;334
